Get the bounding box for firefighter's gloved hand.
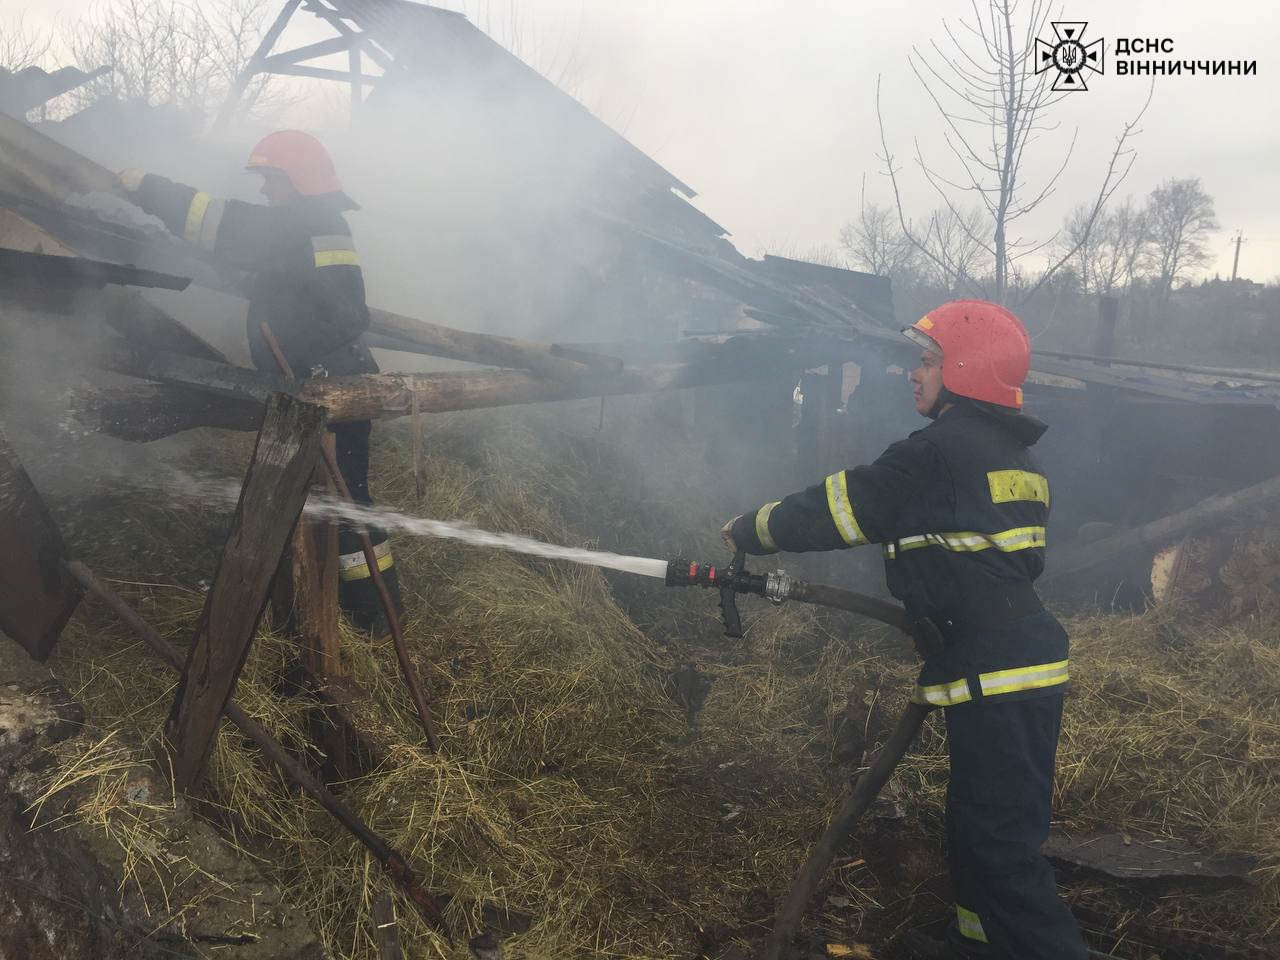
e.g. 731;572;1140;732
720;516;741;554
115;168;146;198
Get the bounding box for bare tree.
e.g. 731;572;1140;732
876;0;1149;306
840;177;918;278
0;12;53;71
1146;177;1218;301
918;204;989;294
59;0;285;121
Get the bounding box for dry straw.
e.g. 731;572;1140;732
41;397;1280;957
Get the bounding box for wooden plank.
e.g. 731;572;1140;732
0;427;82;660
372;892;403;960
163;393;326;791
295;434;342;681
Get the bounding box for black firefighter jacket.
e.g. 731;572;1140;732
134;174;377;378
730;404;1069;709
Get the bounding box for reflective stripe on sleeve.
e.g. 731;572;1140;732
911;678;972;707
755;501;780;551
339;541;393;581
824;472;868;546
987;469;1050;506
978;659;1069;697
892;525;1045;555
956;905;988;943
313;233;360;267
183;191;212;244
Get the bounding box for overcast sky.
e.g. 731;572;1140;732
7;0;1279;279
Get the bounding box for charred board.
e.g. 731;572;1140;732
0;426;82;659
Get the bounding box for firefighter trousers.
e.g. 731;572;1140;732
944;691;1087;960
330;420;403;633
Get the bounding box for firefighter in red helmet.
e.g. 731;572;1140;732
724;301;1086;959
118;130;403;636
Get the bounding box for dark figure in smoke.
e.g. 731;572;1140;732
118;130;403;635
723;301;1086;960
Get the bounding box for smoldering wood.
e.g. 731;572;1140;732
0;427;83;660
163;393;327;791
1045;469;1280;582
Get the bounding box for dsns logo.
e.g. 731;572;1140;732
1035;22;1104;91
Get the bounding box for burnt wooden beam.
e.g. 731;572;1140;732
163;393;327;791
0;427;82;660
367;307;588;381
1044;469;1280;583
98;338;282;402
71;382;264;442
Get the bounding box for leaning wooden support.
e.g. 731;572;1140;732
1045;469;1280;583
163;392;327;790
762;701;932;960
64;560;450;938
0;427;83;659
367;307;589;381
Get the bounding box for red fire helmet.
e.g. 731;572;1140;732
245;130;343;197
903;300;1031;409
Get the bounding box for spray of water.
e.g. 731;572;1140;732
305;495;670;579
148;468;670;580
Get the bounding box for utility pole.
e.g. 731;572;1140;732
1231;230;1246;282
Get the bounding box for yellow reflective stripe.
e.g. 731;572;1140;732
339;542;393;581
824;472;867;546
978;659;1069;697
883;542;897;560
315;249;361;267
755;501;780;551
893;526;1045;555
911;678;972;707
196;198;225;250
987;469;1049;506
956;905;988;943
183;191;212;243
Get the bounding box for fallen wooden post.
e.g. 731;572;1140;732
1045;469;1280;583
64;560;449;937
762;700;932;960
77;355;788;442
0;427;82;660
163;392;327;790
